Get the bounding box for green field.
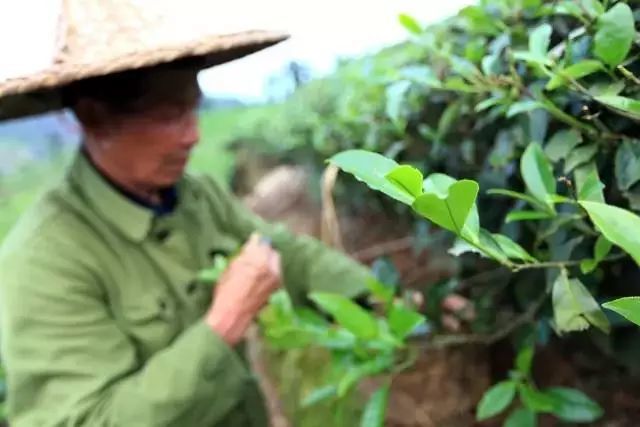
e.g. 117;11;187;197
0;107;260;244
188;105;274;185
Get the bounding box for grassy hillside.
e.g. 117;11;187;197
0;106;266;245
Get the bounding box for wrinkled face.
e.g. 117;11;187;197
77;69;203;188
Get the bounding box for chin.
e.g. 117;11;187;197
156;170;185;187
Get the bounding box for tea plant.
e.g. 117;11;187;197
220;0;640;424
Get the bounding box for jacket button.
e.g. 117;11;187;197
186;281;198;295
155;229;171;242
208;249;228;259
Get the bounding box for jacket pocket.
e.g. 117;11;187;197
120;295;180;358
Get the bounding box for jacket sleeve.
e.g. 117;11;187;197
199;175;373;305
0;236;251;427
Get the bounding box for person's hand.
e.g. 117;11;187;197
206;233;281;346
409;291;475;332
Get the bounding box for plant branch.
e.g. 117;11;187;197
352;236;415;262
617;65;640;86
511;253;626;272
418;290;548;350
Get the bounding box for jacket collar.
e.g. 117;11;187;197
69;152;176;242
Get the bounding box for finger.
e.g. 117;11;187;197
241;234;271;265
442;294;475;321
268;251;282;287
441;294;469;313
441;314;462;332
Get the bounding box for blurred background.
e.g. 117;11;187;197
2;1;640;426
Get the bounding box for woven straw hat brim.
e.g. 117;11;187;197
1;31;288;99
0;0;290;121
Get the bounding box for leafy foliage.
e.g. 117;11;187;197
223;0;640;423
253;277;426;426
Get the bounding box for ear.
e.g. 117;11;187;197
73;98;113;136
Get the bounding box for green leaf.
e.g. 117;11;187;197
506;210;553;223
579;259;598;275
487;189;548;211
549;194;572;203
413;177;479;235
476;381;517;421
477;229;510;263
422;173;456;197
575;162;605;203
388;303;426;339
365;278;395;307
602;297;640;327
529;24;552;58
398;13;422;35
552;270;611;334
197;255;229;283
594;235;612;261
519;384;557;413
302;385;338;408
450;57;481;80
546;60;604;91
593;3;635;67
595;96;640;121
564;144;597;174
465;38;487;63
386;165;424;199
460;5;500;35
588;80;626;97
555;1;583;18
437;100;463;140
582;0;605;17
401;65;441;88
507;100;543;118
329;150;414;205
385;80;412;129
462;204;481;242
309;292;379;339
516;345;535;376
504;408;536;427
338;355;393;397
580;201;640;265
615;140;640;191
514;49;554;66
443;76;477;92
544;129;583;162
492;234;538;262
476;96;504;112
448;239;484;257
545;387;603;422
481;52;501;76
581;235;613;274
521;143;556;213
360;384;390;427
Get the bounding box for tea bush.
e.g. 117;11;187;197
224;0;640;425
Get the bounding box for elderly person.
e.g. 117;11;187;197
0;53;379;426
0;3;473;426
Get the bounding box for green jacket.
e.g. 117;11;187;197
0;153;370;427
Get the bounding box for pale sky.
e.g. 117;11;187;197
199;0;473;100
0;0;473;101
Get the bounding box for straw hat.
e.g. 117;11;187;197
0;0;289;121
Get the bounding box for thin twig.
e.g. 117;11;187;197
617;65;640;86
512;253;626;273
455;267;512;293
417;290;548;350
352;236;415;262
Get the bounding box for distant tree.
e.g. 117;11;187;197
265;60;313;102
